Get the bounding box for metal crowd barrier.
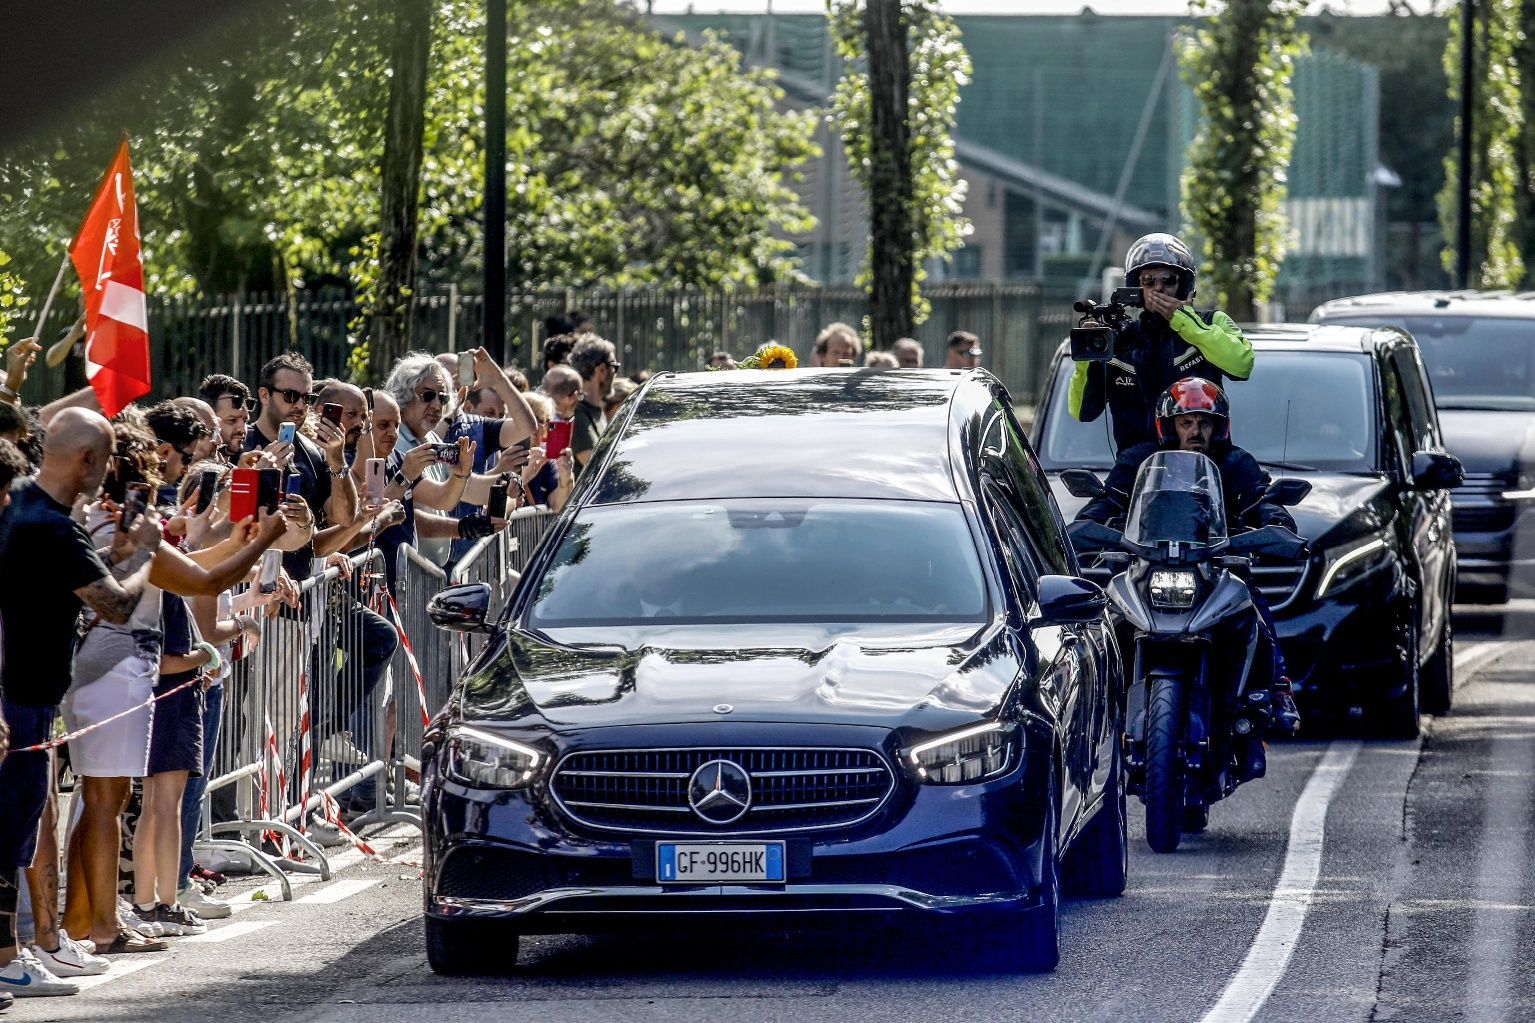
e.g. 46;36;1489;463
193;506;559;897
387;506;558;805
195;547;406;898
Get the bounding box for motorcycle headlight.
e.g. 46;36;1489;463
905;722;1018;784
1148;569;1197;609
444;726;544;789
1316;536;1391;598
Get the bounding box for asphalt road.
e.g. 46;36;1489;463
14;610;1535;1023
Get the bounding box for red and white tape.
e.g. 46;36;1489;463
12;675;201;753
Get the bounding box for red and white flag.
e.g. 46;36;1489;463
70;139;151;417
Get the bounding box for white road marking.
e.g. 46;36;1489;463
1199;740;1363;1023
293;878;380;905
70;954;168;991
1454;640;1510;685
181;920;275;944
1464;680;1535;1021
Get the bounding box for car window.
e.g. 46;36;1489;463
527;499;989;627
1036;352;1379;473
1322;315;1535;411
1379;356;1415;476
1392;348;1440;452
996;401;1076;575
983;483;1039;603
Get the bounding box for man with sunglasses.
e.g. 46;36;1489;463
244;352;357;582
197;375;253;459
1069;232;1255;451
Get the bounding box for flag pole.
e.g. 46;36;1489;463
31;252;70;337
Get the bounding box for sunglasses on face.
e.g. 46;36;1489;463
271;388;320;406
415;389;449;406
1140;273;1181;288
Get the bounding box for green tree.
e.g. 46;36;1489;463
1439;0;1523;287
0;1;818;351
1179;0;1307;320
828;0;971;336
0;250;28;352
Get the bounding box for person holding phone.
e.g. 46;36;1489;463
520;393;574;512
568;335;619;475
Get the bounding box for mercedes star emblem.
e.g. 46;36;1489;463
713;704;733;715
687;759;752;824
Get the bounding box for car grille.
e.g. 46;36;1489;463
1453;474;1518;533
551;747;895;835
436;846;631;901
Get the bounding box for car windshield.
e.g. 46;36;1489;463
1324;315;1535;411
1036;351;1378;472
1123;451;1227;548
526;499;988;627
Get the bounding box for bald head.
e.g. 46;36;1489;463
317;381;369;443
172;396;218;461
40;407;114;502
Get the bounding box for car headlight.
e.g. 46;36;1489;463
1316;536;1391;598
1148;569;1197;609
905;722;1018;784
444;726;544;789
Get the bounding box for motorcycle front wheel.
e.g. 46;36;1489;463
1143;673;1185;853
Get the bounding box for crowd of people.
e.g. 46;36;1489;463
0;308;988;1006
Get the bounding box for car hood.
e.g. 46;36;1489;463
1048;471;1392;548
456;621;1029;731
1437;409;1535;477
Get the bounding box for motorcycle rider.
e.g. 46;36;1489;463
1074;377;1302;750
1069;233;1255;450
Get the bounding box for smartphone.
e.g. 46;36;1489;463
458;356;476;388
104;456;130;505
230;467;259;523
257;467;283;514
366;457;386;503
430;442;460;466
362;387;374;412
121;482;151;531
487;476;509;520
512;437;532;452
545;420;573;459
194;468;219;514
277;422;297;445
284;471;303;497
258;549;281;596
321;403;344;427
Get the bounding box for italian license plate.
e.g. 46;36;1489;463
656;842;786;883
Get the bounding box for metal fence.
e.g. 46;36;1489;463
17;281;1085;409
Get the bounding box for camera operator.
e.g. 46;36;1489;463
1069;233;1254;451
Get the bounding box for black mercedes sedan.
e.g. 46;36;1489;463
420;368;1124;975
1034;324;1461;734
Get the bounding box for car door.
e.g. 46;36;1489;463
1391;346;1454;659
982;401;1105;831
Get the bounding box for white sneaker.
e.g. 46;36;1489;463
118;897;165;938
319;731;370;766
0;948;80;997
28;930;109;978
178;885;231;920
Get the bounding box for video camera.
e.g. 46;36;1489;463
1069;287;1145;362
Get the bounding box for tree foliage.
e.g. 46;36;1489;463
1179;0;1307;320
0;1;818;347
828;0;971;328
0;250;27;352
1439;0;1523;287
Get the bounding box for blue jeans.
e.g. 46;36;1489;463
178;683;224;885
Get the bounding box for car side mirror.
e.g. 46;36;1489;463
1262;478;1312;506
1035;574;1108;625
1411;450;1464;491
428;582;494;634
1059;469;1105;500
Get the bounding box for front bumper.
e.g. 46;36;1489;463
1452;493;1535;597
422;732;1053;931
1275;564;1406;710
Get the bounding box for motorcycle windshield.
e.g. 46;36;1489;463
1122;450;1228;548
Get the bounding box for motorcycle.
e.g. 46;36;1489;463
1062;451;1309;853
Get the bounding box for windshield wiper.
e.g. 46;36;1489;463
1260;459;1318;471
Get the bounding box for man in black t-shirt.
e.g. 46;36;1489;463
0;409;160;993
242;352;356;581
569;335;617;474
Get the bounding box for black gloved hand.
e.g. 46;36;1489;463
457;512;494;541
